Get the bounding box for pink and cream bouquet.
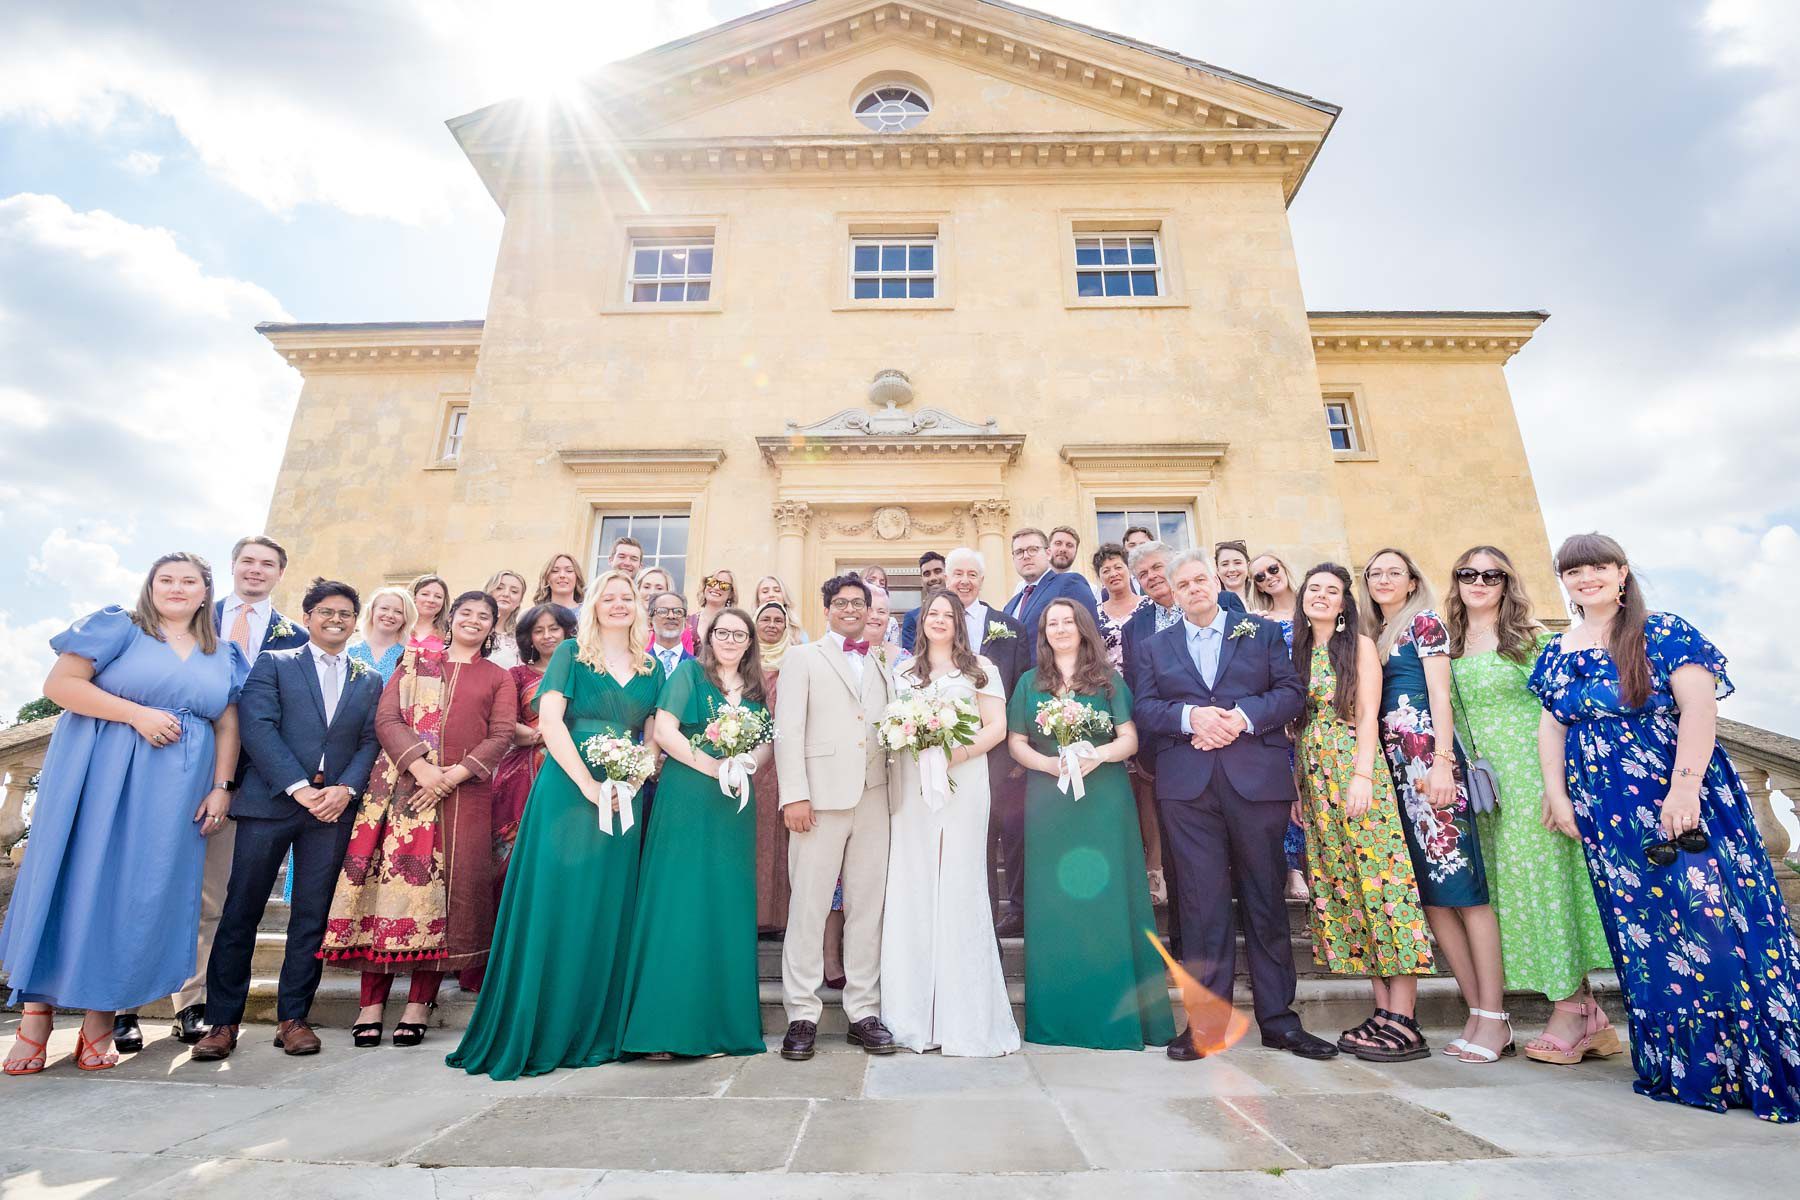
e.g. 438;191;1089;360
1033;696;1113;800
692;701;772;811
579;734;657;834
879;690;982;810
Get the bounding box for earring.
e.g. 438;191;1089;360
1617;583;1627;602
1334;612;1345;633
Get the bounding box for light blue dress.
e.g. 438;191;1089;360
346;639;404;683
0;607;248;1011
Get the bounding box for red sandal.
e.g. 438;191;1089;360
74;1026;119;1072
4;1008;52;1076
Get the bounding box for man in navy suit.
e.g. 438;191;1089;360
1002;527;1098;658
942;547;1033;936
192;578;381;1059
648;591;694;679
1132;549;1336;1062
116;535;312;1052
897;550;948;653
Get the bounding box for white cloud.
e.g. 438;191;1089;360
0;611;67;725
1702;0;1800;232
118;149;161;176
27;528;144;613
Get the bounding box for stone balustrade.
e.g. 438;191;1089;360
0;715;55;860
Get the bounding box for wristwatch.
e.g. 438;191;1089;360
216;778;237;792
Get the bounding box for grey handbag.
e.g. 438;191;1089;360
1450;666;1501;816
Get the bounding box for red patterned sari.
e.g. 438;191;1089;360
321;647;516;971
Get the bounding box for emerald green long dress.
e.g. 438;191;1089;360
446;640;661;1080
1008;668;1175;1050
618;660;766;1058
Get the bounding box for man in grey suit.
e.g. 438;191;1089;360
774;573;897;1061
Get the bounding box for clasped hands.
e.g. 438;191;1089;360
405;760;466;814
293;783;355;823
1188;705;1246;751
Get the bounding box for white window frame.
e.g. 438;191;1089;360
1073;231;1163;300
441;407;468;461
1059;213;1186;310
1097;508;1194;550
849;235;937;302
1320;387;1377;461
427;395;470;470
626;236;714;305
1324;399;1358;452
593;512;691;591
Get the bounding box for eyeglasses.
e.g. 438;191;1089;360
828;598;868;611
312;607;357;621
1454;568;1508;586
652;605;688;618
1012;545;1045;557
1366;568;1410;583
1643;828;1708;868
1251;565;1282;584
712;628;750;644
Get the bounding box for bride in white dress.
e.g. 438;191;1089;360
880;591;1021;1056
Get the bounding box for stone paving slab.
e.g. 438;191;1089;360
1050;1093;1304;1172
790;1097;1088;1173
1225;1093;1509;1167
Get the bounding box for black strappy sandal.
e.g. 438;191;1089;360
1353;1011;1431;1062
352;1022;383;1048
391;1022;428;1048
1337;1008;1393;1053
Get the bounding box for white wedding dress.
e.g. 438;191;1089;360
879;658;1021;1056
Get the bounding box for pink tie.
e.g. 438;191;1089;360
229;605;253;656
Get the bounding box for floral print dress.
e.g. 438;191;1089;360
1377;611;1489;908
1296;645;1433;977
1530;613;1800;1122
1452;634;1611;999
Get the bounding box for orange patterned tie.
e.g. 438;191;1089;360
229;605;253;656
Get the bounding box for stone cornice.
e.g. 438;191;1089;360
1060;442;1228;473
559;448;727;475
1307;312;1547;364
258;321;482;374
758;432;1024;464
449;0;1336;206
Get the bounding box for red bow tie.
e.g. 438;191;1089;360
843;639;871;656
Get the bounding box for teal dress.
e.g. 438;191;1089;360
446;640;661;1080
618;660;767;1058
1007;668;1174;1050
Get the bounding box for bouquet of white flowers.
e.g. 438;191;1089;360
1033;695;1114;800
692;701;773;811
579;733;658;834
879;689;983;811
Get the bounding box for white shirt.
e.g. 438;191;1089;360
220;594;273;661
962;600;991;650
652;640;685;676
286;643;347;794
825;629;866;685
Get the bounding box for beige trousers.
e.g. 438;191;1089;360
781;786;889;1023
171;819;238;1012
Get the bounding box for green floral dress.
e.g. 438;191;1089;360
1296;646;1433;977
1452;635;1612;999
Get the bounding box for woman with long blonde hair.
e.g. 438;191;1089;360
448;569;663;1079
1363;548;1504;1065
1445;545;1614;1065
485;569;530;668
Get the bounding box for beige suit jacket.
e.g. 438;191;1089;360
773;637;891;811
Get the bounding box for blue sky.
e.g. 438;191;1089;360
2;0;1798;739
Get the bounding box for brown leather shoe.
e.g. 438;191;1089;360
274;1019;322;1056
189;1025;240;1061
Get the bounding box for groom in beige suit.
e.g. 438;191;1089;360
774;572;897;1060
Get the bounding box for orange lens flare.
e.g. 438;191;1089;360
1145;930;1250;1055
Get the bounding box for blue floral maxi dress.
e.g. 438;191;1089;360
1377;611;1488;908
1529;614;1800;1121
0;608;248;1011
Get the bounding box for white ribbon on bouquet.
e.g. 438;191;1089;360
596;779;639;835
1055;741;1101;801
716;752;760;813
917;745;952;812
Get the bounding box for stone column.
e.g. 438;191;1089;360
772;499;812;609
0;771;29;858
971;499;1011;605
1741;761;1791;862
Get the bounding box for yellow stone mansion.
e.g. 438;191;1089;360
260;0;1553;633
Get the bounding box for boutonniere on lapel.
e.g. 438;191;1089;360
1228;619;1258;641
984;622;1017;641
346;659;371;682
269;617;298;641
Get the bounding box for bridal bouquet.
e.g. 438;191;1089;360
1034;696;1114;801
579;734;657;834
692;702;773;811
878;690;982;811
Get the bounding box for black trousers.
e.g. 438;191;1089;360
205;809;354;1026
987;757;1026;917
1159;770;1300;1037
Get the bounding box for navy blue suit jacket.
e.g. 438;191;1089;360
234;647;383;821
899;607;919;654
1130;612;1303;805
1003;571;1099;662
215;598;310;656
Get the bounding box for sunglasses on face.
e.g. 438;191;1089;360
704;577;730;591
1454;568;1508;586
1252;565;1282;584
1643;828;1709;867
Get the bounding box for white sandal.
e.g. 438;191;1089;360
1457;1008;1514;1064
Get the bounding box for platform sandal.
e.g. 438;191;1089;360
1352;1011;1430;1062
1337;1009;1395;1053
1457;1008;1514;1063
1523;998;1624;1065
352;1022;384;1048
391;1022;428;1048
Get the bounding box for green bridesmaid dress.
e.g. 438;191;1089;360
618;660;767;1058
446;639;661;1080
1008;668;1174;1050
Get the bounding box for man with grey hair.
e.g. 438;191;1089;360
941;546;1032;935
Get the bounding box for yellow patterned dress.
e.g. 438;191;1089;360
1297;645;1433;977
